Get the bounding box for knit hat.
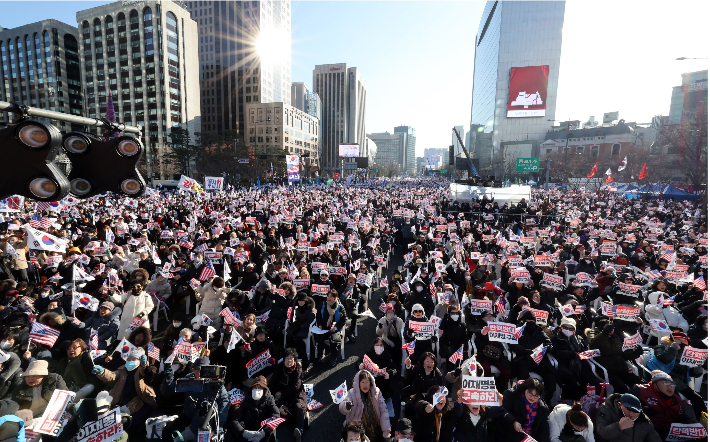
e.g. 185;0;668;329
126;348;145;360
257;279;271;291
100;301;115;311
560;317;577;328
520;310;536;322
650;370;673;383
484;282;497;291
619;393;642;413
95;391;113;411
296;292;308;302
320;270;329;277
384;303;395;314
411;303;424;313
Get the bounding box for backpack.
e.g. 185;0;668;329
580;383;608;421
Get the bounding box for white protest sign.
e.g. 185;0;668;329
461;376;499;405
614;305;641;322
469;299;493;315
666;423;708;441
486;321;520;344
622;332;643;351
77;407;123;442
679;346;708;367
522;306;549;325
246;349;272;377
204;176;224;190
36;390;76;436
617;283;641;297
409;320;436;340
541;273;565;291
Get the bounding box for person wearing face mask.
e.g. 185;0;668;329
340;274;363;344
91;348;157;437
596;393;662;442
549;317;599;401
226;375;279;442
286;292;316;369
251;278;275;317
392;418;416;442
377;304;405;365
112;268;154;336
340;370;391;442
548;401;595;442
630;371;698;440
438;304;467;373
474;311;512;391
268;348;307;441
404;279;435;318
160;356;230;442
160;312;190;356
361;338;398;417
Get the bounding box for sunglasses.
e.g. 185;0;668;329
561;326;575;331
413;310;423;313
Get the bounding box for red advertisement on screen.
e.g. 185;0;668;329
507;65;549;117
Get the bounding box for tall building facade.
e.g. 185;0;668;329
0;20;82;129
76;1;200;180
668;70;707;125
452;125;465;155
394;125;416;174
186;0;291;134
369;131;405;171
469;1;565;174
424;147;449;168
291;81;307;111
313;63;367;173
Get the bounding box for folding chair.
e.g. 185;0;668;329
151;294;170;332
587;359;614;395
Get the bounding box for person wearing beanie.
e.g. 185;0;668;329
630;370;698;439
226;375;279;442
161;355;230;442
649;331;707;419
404;278;435;317
596;392;661;442
338;272;363;345
404;303;434;365
249;325;278;376
549;317;598;400
251;278;275;318
111;268;154;336
268;347;308;441
590;319;643;396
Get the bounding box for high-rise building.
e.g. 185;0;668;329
186;0;291;134
424;147;449;168
76;1;200;180
291;81;307;111
452;125;465;155
668;70;707;125
369;131;405;172
469;1;565;174
0;20;83;129
313;63;367;173
394;125;416;174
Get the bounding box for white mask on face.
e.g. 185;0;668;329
192;323;200;330
173;322;182;328
444;291;453;297
0;342;11;350
465;276;471;280
562;329;574;337
400;439;413;442
416;286;424;292
252;389;263;400
450;314;460;321
386;313;395;320
374;346;384;355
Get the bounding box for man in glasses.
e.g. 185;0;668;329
630;370;699;440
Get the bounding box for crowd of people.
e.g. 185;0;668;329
0;179;707;442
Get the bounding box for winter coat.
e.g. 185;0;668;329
404;285;436;317
97;365;158;410
405;363;443;399
363;348;397;398
644;303;689;335
550;329;589;375
439;314;468;356
82;306;122;349
445;359;485;403
316;301;347;333
0;352;21;399
39;311;84;356
376;315;404;348
630;382;696;437
412;391;451;442
493;385;550;442
595;393;662;442
268;361;306;409
57;351;100;391
451;403;503;442
227;389;279;436
510;323;551;361
267;291;295;331
687;315;707;349
144;277;172;300
195;281;230;320
113;290;154;334
549;404;595;442
338;370;391;435
11;373;68;416
287;297;316;340
590;332;630;374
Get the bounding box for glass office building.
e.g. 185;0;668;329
469;1;565;173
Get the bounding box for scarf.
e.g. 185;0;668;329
326;302;337;328
523;397;539;434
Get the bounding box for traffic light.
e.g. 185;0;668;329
61;132;146;198
0;119;70;201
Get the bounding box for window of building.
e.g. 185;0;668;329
591;146;599;157
576;146;584;155
611;143;620;156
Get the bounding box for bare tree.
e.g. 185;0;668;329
379;162;401;178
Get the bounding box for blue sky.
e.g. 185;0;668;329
2;1;707;156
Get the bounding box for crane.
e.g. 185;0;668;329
452;127;479;177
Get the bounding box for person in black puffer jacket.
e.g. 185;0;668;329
361;337;398;416
549;317;600;400
268;348;307;441
438;304;467;373
451;387;504;442
226;375;280;442
265;282;296;338
286;292;316;367
507;311;556;404
687;314;707;349
492;378;550;442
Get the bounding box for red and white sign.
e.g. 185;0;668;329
363;354;386;376
408;320;436;339
461;376;499;405
311;284;330;294
469;299;493;315
614;305;641;322
622;332;643;351
522;307;549;325
507;65;549;117
294;279;311;288
246;349;272;377
541;273;565;291
666;423;707;441
228;388;245;405
77;408;123;442
36;390;76;435
679;346;708;367
487;321;520;344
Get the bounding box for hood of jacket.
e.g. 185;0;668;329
39;311;65;326
128;326;152;347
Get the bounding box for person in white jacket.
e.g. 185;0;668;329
195;276;230;326
548;402;595;442
112;268;154;334
645;291;689;340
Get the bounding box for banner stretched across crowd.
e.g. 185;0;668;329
0;178;707;442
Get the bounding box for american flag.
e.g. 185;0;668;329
402;341;415;355
379;276;388;288
448;345;464;364
28;249;39;268
379;300;388;313
90;329;98;351
30;214;53;230
196;243;208;252
514;324;526;339
147;343;160;361
532;344;547;364
429;282;436;296
29;322;60;347
658;295;676;306
260;417;286;431
400;282;410;294
179;240;194;250
521;435;537;442
496;296;506;315
35;201;54;211
578;349;600;360
199;259;216;281
660;251;675;263
220;307;242;327
694;276;707;290
286;307;293;321
574;305;585;315
20;296;34;306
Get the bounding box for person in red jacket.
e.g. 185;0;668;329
630;370;697;440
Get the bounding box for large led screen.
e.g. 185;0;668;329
507;65;549;117
339;144;360;157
